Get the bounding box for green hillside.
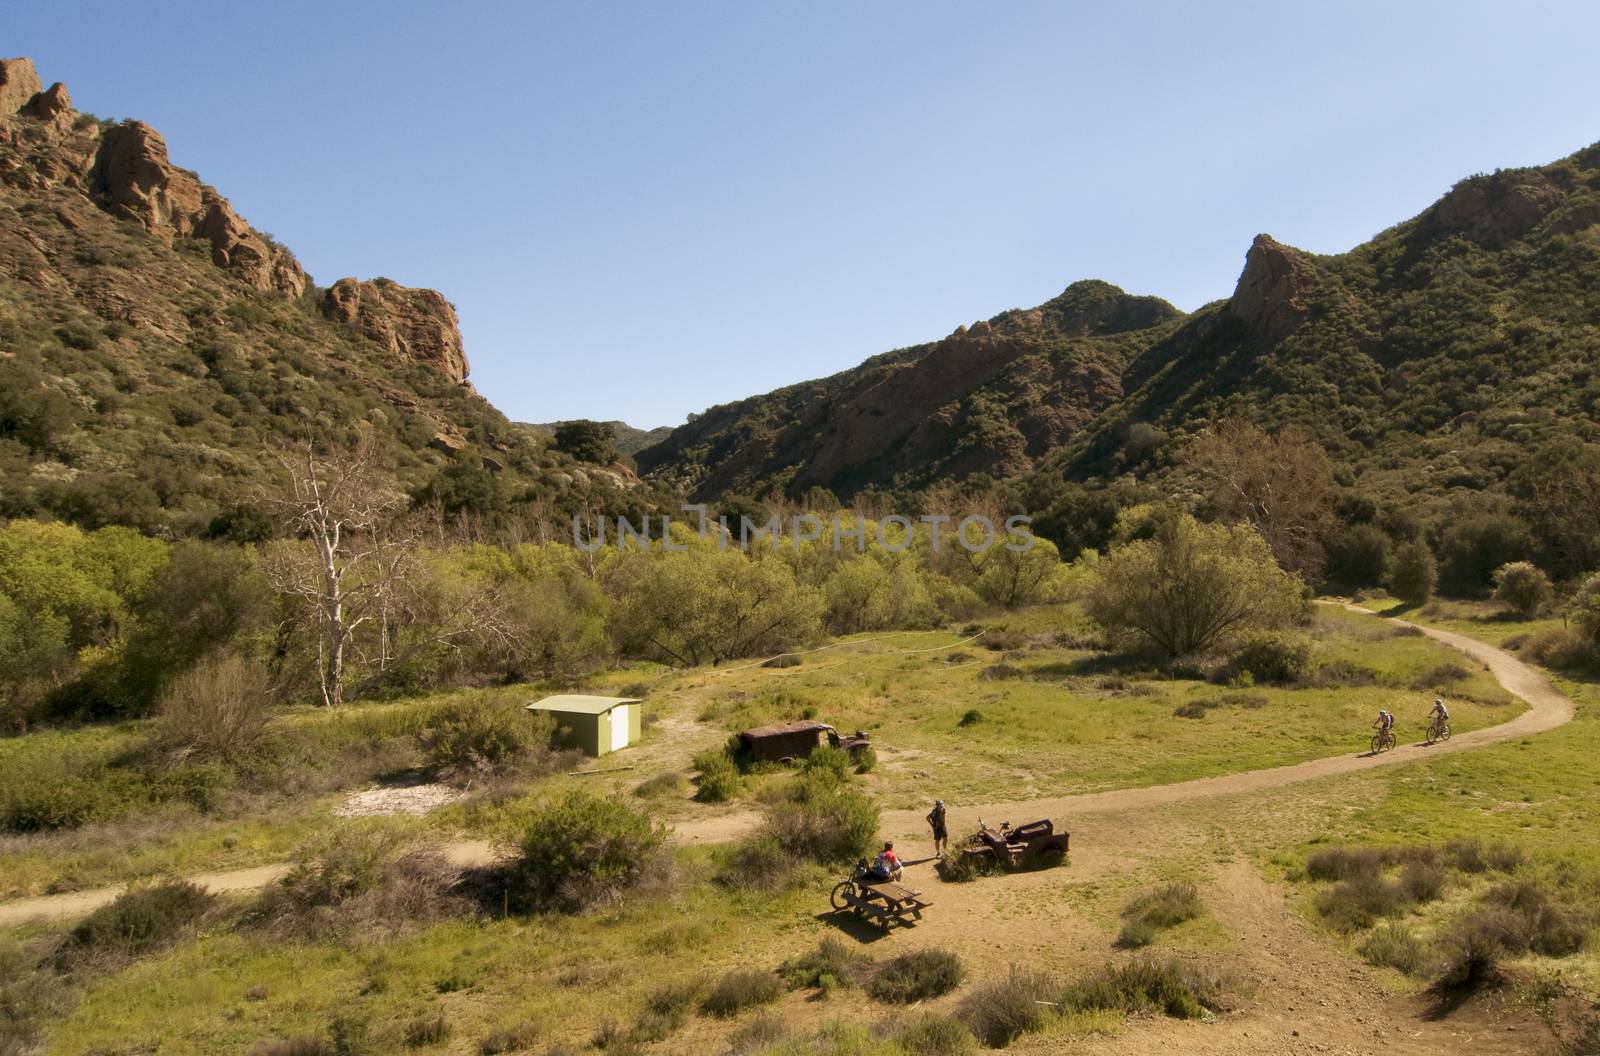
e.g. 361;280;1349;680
642;141;1600;525
0;58;657;537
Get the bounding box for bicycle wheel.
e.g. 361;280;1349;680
1371;733;1382;754
1440;723;1451;741
830;881;853;911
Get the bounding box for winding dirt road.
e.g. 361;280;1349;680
0;607;1572;928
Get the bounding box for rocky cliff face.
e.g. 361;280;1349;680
0;57;474;387
0;58;306;298
89;120;307;298
0;57;595;536
320;278;470;385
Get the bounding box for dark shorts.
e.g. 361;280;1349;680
931;823;947;840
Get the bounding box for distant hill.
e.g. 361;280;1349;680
524;420;675;457
637;280;1182;499
640;140;1600;510
0;58;654;535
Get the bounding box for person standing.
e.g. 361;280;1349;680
927;799;948;855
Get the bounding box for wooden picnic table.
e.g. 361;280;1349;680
834;877;932;929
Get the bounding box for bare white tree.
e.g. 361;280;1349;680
265;438;404;707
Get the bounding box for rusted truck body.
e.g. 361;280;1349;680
738;720;870;763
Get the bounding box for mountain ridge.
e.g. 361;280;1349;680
640;140;1600;508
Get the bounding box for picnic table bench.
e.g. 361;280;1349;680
830;875;932;929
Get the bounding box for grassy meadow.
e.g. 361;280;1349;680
4;597;1575;1055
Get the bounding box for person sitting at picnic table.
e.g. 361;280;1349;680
927;799;948;855
870;841;903;882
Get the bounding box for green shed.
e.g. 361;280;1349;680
526;694;642;757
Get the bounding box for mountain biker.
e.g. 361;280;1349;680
1428;697;1450;733
1373;709;1394;744
870;841;903;882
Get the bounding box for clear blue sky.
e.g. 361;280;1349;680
15;2;1600;427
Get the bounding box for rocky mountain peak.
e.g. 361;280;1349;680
1228;234;1315;343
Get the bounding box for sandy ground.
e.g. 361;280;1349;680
331;781;465;817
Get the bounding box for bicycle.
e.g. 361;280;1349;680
1424;716;1451;745
1369;726;1397;754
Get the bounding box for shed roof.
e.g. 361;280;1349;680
526;695;641;716
741;720;836;740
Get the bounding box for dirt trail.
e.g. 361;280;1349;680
676;606;1575;847
0;607;1571;929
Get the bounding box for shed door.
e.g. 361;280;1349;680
609;706;630;752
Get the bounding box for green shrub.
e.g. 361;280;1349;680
419;700;553;784
632;772;685;798
701;969;782;1018
761;772;879;866
631;979;702;1041
935;850;1004;884
957;967;1056;1048
1;754;149;833
1059;959;1224;1020
850;743;877;774
802;744;851;781
779;938;873;992
1444;837;1522;874
1399;860;1445;903
726;1016;788;1054
506;791;669;913
1435;916;1507;992
694;748;743;803
1314;875;1410;931
978;663;1023;681
251;829;467;939
0;939;69;1056
66;879;212;959
326;1008;373;1056
893;1014;977;1056
155;651;273;764
402;1011;451;1047
1486;881;1587;956
1220;633;1312;685
1493;561;1554;616
1359;923;1426;975
1117;918;1158;949
1522;628;1591;670
956;709;983;728
1389;540;1437;607
1117;882;1201;946
719;835;803;891
867;949;966;1003
478;1021;538;1054
1305;845;1386;882
1123;882;1202;928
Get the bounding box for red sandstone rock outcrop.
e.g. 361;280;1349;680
0;57;42;115
1433;171;1563;247
321;278;470;385
90;121;306;297
0;58;305;297
1229;234;1315;344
